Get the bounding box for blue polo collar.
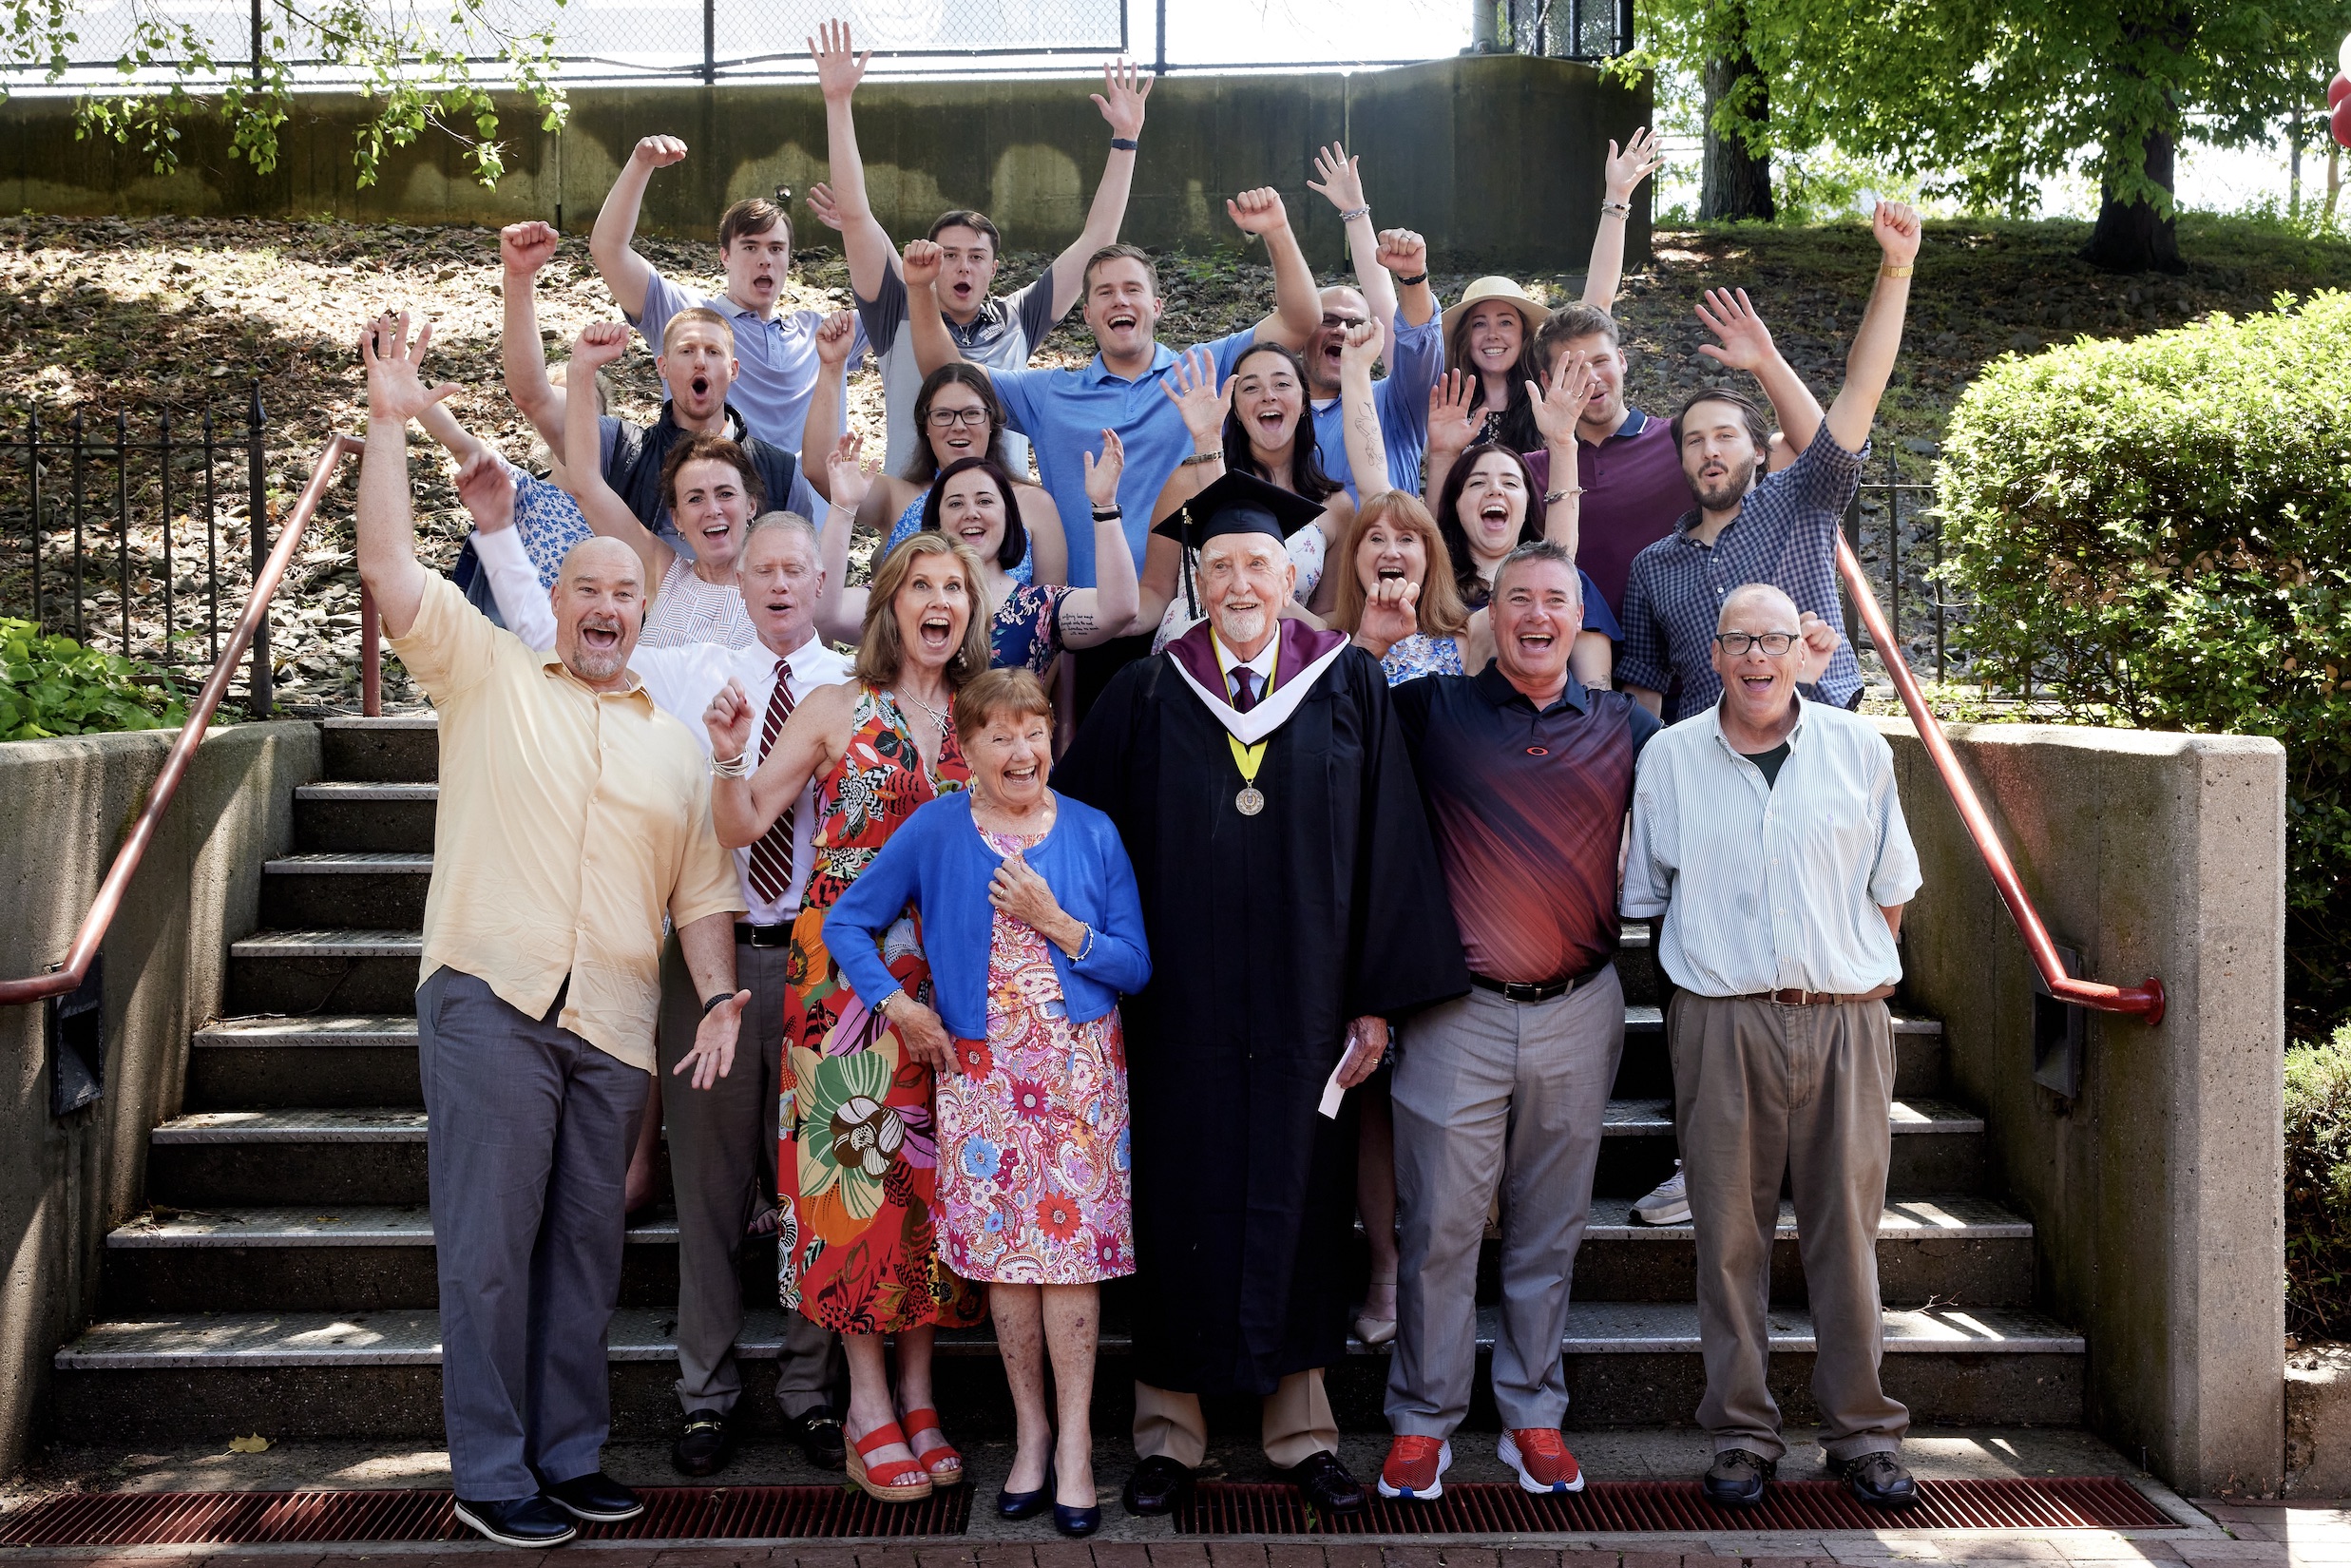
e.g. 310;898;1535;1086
1080;341;1180;388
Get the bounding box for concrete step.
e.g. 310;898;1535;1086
226;927;422;1016
143;1099;1989;1212
259;853;432;930
100;1194;2035;1315
187;1015;421;1109
321;715;437;783
294;782;436;854
1613;1007;1945;1100
50;1301;2084;1443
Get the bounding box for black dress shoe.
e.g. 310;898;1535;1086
453;1495;577;1548
1701;1447;1776;1508
1121;1454;1195;1516
789;1404;848;1471
1282;1450;1367;1514
672;1410;735;1477
541;1470;644;1523
1834;1451;1920;1510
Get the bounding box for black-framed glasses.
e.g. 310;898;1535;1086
926;408;992;429
1713;631;1799;657
1319;314;1368;330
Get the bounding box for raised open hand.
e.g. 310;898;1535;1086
1092;57;1152;139
1226;186;1290;238
1308;143;1367;215
813;307;857;368
826;429;878;511
500;220;559;277
1426;369;1481;458
1694;287;1777;373
1873;200;1922;268
1528;345;1596;444
703;676;755;763
809;19;870;102
1604;126;1664;202
803;181;848;234
1159;348;1235;445
901;238;943;290
1082;428;1126;508
359;312;460;425
632;134;688;169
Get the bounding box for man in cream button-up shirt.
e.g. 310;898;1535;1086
1621;583;1921;1516
360;316;747;1550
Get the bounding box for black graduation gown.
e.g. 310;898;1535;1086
1054;641;1469;1396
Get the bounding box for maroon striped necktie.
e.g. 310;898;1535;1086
745;660;797;905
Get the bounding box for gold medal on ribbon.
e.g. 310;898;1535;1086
1227;733;1269;817
1235;786;1265;815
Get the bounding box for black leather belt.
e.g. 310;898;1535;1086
735;923;794;949
1469;959;1609;1004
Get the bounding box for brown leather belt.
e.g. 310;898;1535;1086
1746;984;1897;1006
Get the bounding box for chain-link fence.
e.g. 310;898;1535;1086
17;0;1628;85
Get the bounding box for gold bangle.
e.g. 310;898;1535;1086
1880;264;1914;278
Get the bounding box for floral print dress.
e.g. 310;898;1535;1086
936;821;1135;1284
780;685;987;1334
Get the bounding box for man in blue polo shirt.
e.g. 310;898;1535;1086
907;188;1324;587
590;137;865;452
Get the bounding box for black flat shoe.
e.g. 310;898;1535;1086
1054;1501;1103;1538
789;1404;848;1472
1282;1449;1367;1514
998;1459;1053;1520
540;1470;643;1523
453;1494;577;1548
1833;1451;1920;1510
672;1410;734;1477
1121;1453;1194;1516
1701;1447;1776;1509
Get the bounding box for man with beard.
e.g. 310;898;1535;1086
502;221;824;548
1618;201;1921;724
469;503;854;1477
1054;471;1468;1518
358;316;749;1548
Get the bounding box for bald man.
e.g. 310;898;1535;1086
1619;583;1922;1513
358;316;749;1549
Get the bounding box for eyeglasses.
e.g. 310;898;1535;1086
1712;631;1799;657
1320;314;1368;330
926;408;992;429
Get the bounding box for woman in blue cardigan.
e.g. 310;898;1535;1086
825;666;1149;1538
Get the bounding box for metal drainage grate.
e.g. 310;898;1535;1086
0;1483;972;1546
1176;1477;2175;1534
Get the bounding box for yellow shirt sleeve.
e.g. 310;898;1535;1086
385;572;513;706
669;763;750;930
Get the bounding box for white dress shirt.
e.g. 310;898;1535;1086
474;526;851;925
1211;626;1282;705
1619;698;1921;998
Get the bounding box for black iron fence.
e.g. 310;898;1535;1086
0;391;290;717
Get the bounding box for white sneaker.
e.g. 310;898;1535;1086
1633;1161;1691;1225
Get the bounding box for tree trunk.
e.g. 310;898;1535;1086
2083;121;2185;273
1698;10;1774;221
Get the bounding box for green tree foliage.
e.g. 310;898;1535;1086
1937;292;2351;1026
1;0;569;187
0;618;190;740
2287;1026;2351;1338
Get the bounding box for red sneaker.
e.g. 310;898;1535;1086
1377;1434;1452;1501
1500;1428;1585;1494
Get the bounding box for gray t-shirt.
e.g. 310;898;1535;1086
859;264;1059;480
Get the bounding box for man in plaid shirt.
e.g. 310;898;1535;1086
1620;202;1923;723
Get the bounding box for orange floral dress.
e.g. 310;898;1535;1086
780;685;987;1334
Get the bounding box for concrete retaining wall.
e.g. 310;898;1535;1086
0;721;320;1477
0;55;1652;271
1883;719;2287;1496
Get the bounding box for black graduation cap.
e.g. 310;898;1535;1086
1151;468;1327;550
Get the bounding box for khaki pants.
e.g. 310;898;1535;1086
1133;1371;1338;1469
1669;991;1909;1463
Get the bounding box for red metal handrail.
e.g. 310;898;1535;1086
0;432;363;1007
1837;536;2167;1025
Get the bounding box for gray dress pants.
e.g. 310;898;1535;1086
658;934;843;1421
418;966;647;1501
1387;967;1624;1435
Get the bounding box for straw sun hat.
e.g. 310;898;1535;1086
1440;276;1553;344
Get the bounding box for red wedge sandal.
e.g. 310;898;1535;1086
846;1420;934;1502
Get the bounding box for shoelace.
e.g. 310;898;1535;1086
1513;1428;1568;1459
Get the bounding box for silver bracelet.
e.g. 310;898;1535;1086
710;749;752;778
1073;923;1096;962
1601;200;1632;217
1339;204;1370;223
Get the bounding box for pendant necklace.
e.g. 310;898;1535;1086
895;686;952;738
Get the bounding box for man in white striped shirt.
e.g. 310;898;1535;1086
465;469;851;1479
1620;583;1922;1513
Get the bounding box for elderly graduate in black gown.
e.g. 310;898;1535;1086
1055;470;1468;1517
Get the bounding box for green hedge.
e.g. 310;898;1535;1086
0;618;188;740
1938;293;2351;1030
2288;1028;2351;1339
